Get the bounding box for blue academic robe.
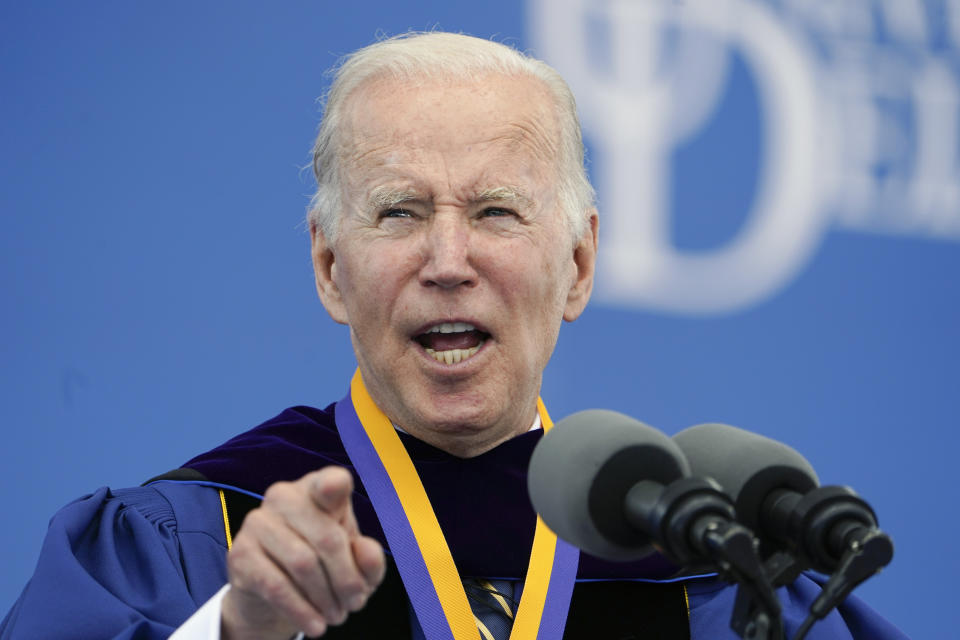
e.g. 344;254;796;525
1;403;908;639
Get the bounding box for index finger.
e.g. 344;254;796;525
307;466;361;535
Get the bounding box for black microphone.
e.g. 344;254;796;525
528;411;771;568
529;411;784;639
673;423;893;637
672;423;891;573
528;409;691;561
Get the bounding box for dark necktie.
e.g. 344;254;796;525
464;577;517;640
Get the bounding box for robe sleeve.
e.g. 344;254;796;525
1;483;230;640
687;573;910;639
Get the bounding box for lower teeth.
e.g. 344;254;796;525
424;345;480;364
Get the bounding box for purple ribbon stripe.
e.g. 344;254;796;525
335;391;456;640
537;537;579;640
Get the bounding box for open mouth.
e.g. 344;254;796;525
414;322;490;365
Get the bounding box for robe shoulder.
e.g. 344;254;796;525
1;482;228;640
685;573;909;639
180;403;350;496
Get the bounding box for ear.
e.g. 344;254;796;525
310;223;349;325
563;209;599;322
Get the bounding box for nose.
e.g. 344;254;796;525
419;213;478;289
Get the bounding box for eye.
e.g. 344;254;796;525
475;206;522;232
480;207;515;218
381;207;413;219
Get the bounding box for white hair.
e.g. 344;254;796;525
307;32;595;243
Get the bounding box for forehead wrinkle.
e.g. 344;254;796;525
509;120;560;168
343;129;396;168
341;99;561;214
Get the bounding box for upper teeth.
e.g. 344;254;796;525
426;322;475;334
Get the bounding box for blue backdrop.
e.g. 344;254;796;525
2;2;957;638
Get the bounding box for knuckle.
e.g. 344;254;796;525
255;574;288;605
262;481;294;504
326;605;348;626
315;526;346;554
226;541;258;576
227;562;251;590
340;579;369;611
287;548;319;579
339;576;367;599
239;508;267;531
346;591;370;613
226;544;250;568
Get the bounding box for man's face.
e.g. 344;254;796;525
312;72;597;456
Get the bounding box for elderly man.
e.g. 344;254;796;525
2;32;903;640
219;30;598;640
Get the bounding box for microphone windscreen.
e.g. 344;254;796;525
673;423;819;530
529;409;689;560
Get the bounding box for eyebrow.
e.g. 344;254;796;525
368;187;420;210
366;185;534;210
474;186;533;208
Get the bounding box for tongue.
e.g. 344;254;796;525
422;330;484;351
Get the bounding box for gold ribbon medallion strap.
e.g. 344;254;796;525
340;369;579;640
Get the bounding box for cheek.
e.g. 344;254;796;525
529;250;574;308
336;253;395;321
505;253;571;339
337;242;426;335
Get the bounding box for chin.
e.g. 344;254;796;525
417;402;493;433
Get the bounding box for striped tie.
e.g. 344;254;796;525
464;578;517;640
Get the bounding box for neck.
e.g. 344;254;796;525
396;410;539;458
353;367;543;458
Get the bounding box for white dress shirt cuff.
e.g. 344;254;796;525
168;584;307;640
169;583;229;640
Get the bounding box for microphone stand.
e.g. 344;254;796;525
625;477;785;640
762;486;894;640
727;486;895;639
730;549;802;640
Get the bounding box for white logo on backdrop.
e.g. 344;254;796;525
528;0;960;314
